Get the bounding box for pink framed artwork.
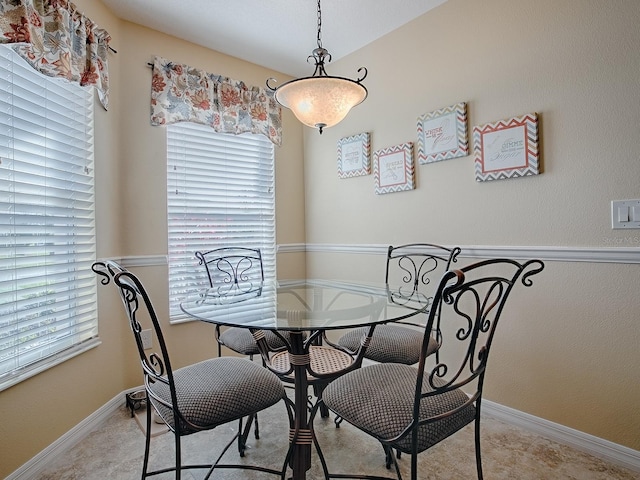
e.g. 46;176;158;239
373;142;415;195
473;113;539;182
337;132;371;178
417;102;468;164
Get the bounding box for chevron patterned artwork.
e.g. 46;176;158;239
417;102;468;164
373;142;415;195
474;113;539;182
337;132;371;178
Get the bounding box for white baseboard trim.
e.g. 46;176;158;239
9;390;638;478
6;389;135;480
482;399;640;473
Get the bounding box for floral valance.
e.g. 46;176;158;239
0;0;111;110
0;0;111;109
150;56;282;146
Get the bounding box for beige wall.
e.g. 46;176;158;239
304;0;640;246
2;0;639;476
0;2;126;476
303;0;640;450
0;1;306;476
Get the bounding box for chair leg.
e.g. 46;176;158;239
381;442;403;479
254;413;260;439
142;404;152;480
475;414;484;480
237;413;259;456
174;429;182;480
383;443;393;469
411;451;418;480
313;383;330;418
215;325;223;357
238;417;251;457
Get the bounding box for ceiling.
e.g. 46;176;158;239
100;0;447;77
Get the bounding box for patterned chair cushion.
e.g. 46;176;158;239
322;363;475;453
219;327;288;355
149;357;285;435
337;324;438;365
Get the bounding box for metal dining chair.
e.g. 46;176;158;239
338;243;462;366
316;258;545;480
92;260;291;479
195;247;289;358
195;247;291;441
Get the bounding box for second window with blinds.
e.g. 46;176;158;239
166;123;276;321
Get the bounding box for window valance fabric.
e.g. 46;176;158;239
150;56;282;146
0;0;111;109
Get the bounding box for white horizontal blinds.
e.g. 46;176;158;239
0;46;97;380
167;122;276;319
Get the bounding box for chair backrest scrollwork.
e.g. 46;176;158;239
385;243;461;308
385;244;462;358
92;260;195;434
195;247;264;299
413;258;544;427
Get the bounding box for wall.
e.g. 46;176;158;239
0;1;306;476
302;0;640;450
114;20;306;368
0;2;125;477
2;0;639;476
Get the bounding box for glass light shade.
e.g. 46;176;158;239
274;76;367;131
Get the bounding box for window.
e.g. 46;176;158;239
167;122;276;320
0;46;97;390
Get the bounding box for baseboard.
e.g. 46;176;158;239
6;389;135;480
482;399;640;473
8;389;639;478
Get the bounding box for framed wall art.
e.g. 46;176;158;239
373;142;415;195
417;102;468;164
473;113;539;182
337;132;371;178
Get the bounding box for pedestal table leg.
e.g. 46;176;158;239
288;331;311;480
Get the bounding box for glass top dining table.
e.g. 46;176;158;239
180;278;429;480
180;278;427;331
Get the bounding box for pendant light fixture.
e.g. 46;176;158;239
266;0;368;134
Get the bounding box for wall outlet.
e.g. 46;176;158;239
140;329;153;350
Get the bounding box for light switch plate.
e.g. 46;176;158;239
611;200;640;229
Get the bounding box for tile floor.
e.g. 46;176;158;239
37;396;639;480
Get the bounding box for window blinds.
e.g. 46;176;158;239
167;123;276;320
0;46;97;385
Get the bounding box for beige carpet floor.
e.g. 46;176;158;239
37;396;638;480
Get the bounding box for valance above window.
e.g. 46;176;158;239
150;56;282;146
0;0;111;109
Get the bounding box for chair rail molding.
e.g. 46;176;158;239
302;243;640;264
114;244;640;268
118;255;168;268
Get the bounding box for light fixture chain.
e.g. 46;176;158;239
316;0;323;49
266;0;368;135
